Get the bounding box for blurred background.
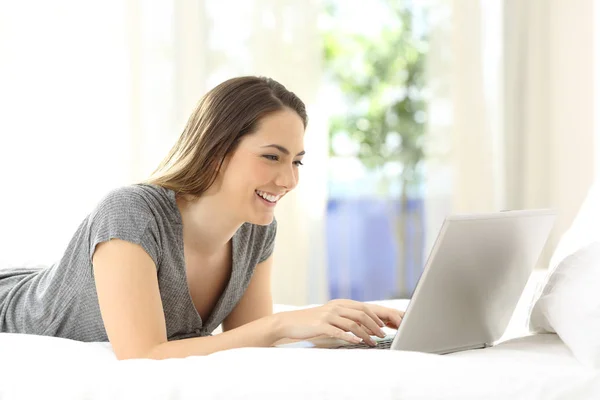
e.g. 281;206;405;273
0;0;598;306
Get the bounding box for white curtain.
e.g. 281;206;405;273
423;0;505;255
503;0;596;267
424;0;598;270
0;0;328;305
0;1;135;267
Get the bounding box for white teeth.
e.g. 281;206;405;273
256;190;280;203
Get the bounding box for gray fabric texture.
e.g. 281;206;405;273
0;183;277;342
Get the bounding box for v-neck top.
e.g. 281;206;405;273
0;184;277;342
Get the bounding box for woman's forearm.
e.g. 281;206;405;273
143;314;282;360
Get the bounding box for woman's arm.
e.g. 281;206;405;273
146;316;280;360
93;238;167;360
94;240;401;360
221;256;274;332
93;239;282;360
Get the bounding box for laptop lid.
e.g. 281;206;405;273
390;209;556;354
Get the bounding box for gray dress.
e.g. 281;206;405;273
0;183;276;342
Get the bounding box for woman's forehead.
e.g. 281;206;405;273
256;109;304;134
244;111;305;148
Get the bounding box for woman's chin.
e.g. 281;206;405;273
248;213;275;226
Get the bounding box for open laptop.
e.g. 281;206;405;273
277;209;556;354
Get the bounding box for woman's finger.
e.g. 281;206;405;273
366;304;404;328
385;321;398;329
330;316;376;346
324;325;362;344
328;299;404;329
362;325;376;336
337;308;386;338
332;300;385;327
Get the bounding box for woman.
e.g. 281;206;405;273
0;76;403;360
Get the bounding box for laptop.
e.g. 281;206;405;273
276;209;556;354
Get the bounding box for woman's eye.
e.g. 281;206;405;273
263;154;303;166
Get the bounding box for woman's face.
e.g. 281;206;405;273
218;108;305;225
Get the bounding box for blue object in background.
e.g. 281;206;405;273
326;197;425;301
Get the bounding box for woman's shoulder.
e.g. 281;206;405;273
85;184;177;268
95;183;164;205
88;185;149;220
90;183;178;222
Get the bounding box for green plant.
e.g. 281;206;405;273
322;0;429;296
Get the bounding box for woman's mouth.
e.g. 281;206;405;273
255;190;281;206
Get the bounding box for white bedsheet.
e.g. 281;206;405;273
1;299;599;400
1;331;599;399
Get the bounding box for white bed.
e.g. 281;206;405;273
1;299;599;400
7;186;600;399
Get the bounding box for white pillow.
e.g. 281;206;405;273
546;183;600;273
529;241;600;368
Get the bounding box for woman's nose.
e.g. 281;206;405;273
276;164;298;190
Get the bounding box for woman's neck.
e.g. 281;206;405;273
175;191;242;257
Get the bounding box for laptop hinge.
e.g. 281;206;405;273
437;342;489;354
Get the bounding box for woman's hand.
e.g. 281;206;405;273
272;299;404;346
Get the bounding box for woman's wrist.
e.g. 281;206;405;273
263;312;286;343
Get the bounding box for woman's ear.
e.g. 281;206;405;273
216;138;241;174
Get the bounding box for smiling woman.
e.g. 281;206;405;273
0;76;403;360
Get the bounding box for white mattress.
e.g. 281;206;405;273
1;328;598;399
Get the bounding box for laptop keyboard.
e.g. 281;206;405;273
337;337;394;350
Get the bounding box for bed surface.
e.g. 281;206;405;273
1;322;598;399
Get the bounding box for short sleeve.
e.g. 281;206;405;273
88;187;162;269
258;217;277;263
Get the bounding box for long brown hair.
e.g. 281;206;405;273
144;76;307;196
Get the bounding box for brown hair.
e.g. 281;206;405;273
143;76;307;197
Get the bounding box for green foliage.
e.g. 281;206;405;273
322;0;429;190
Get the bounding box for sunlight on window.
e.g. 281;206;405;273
0;1;132;266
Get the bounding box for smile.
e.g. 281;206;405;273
255;190;281;204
